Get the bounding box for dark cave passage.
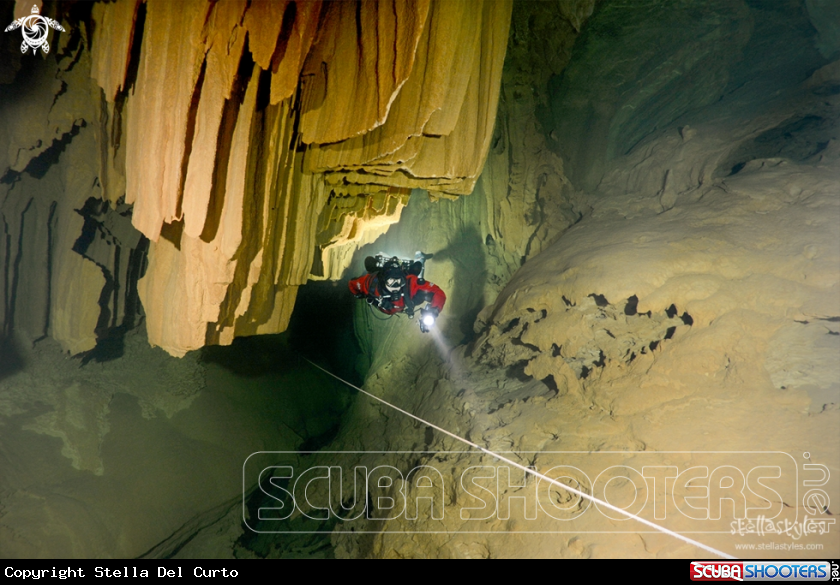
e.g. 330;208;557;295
186;280;365;558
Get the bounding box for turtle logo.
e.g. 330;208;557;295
5;5;65;55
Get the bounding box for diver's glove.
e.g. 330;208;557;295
378;298;395;312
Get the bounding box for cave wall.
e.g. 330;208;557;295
542;0;833;192
105;0;512;356
283;0;839;559
1;0;513;357
346;0;597;376
0;13;144;355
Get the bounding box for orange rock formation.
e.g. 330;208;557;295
86;0;512;356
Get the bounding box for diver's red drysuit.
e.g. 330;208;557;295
349;272;446;316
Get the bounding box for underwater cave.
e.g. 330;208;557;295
0;0;838;561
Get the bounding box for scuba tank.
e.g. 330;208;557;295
367;251;430;282
362;252;436;330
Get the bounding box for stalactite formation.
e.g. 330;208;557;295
1;0;513;356
94;0;511;355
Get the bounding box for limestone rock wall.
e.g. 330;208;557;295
0;8;145;356
1;0;512;357
321;53;840;564
87;0;512;356
281;0;839;559
339;0;596;371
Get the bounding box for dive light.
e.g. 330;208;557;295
419;308;437;333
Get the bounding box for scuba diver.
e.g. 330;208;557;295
349;252;446;333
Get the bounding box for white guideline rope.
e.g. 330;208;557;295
304;357;736;559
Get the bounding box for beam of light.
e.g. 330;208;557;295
428;320;465;381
